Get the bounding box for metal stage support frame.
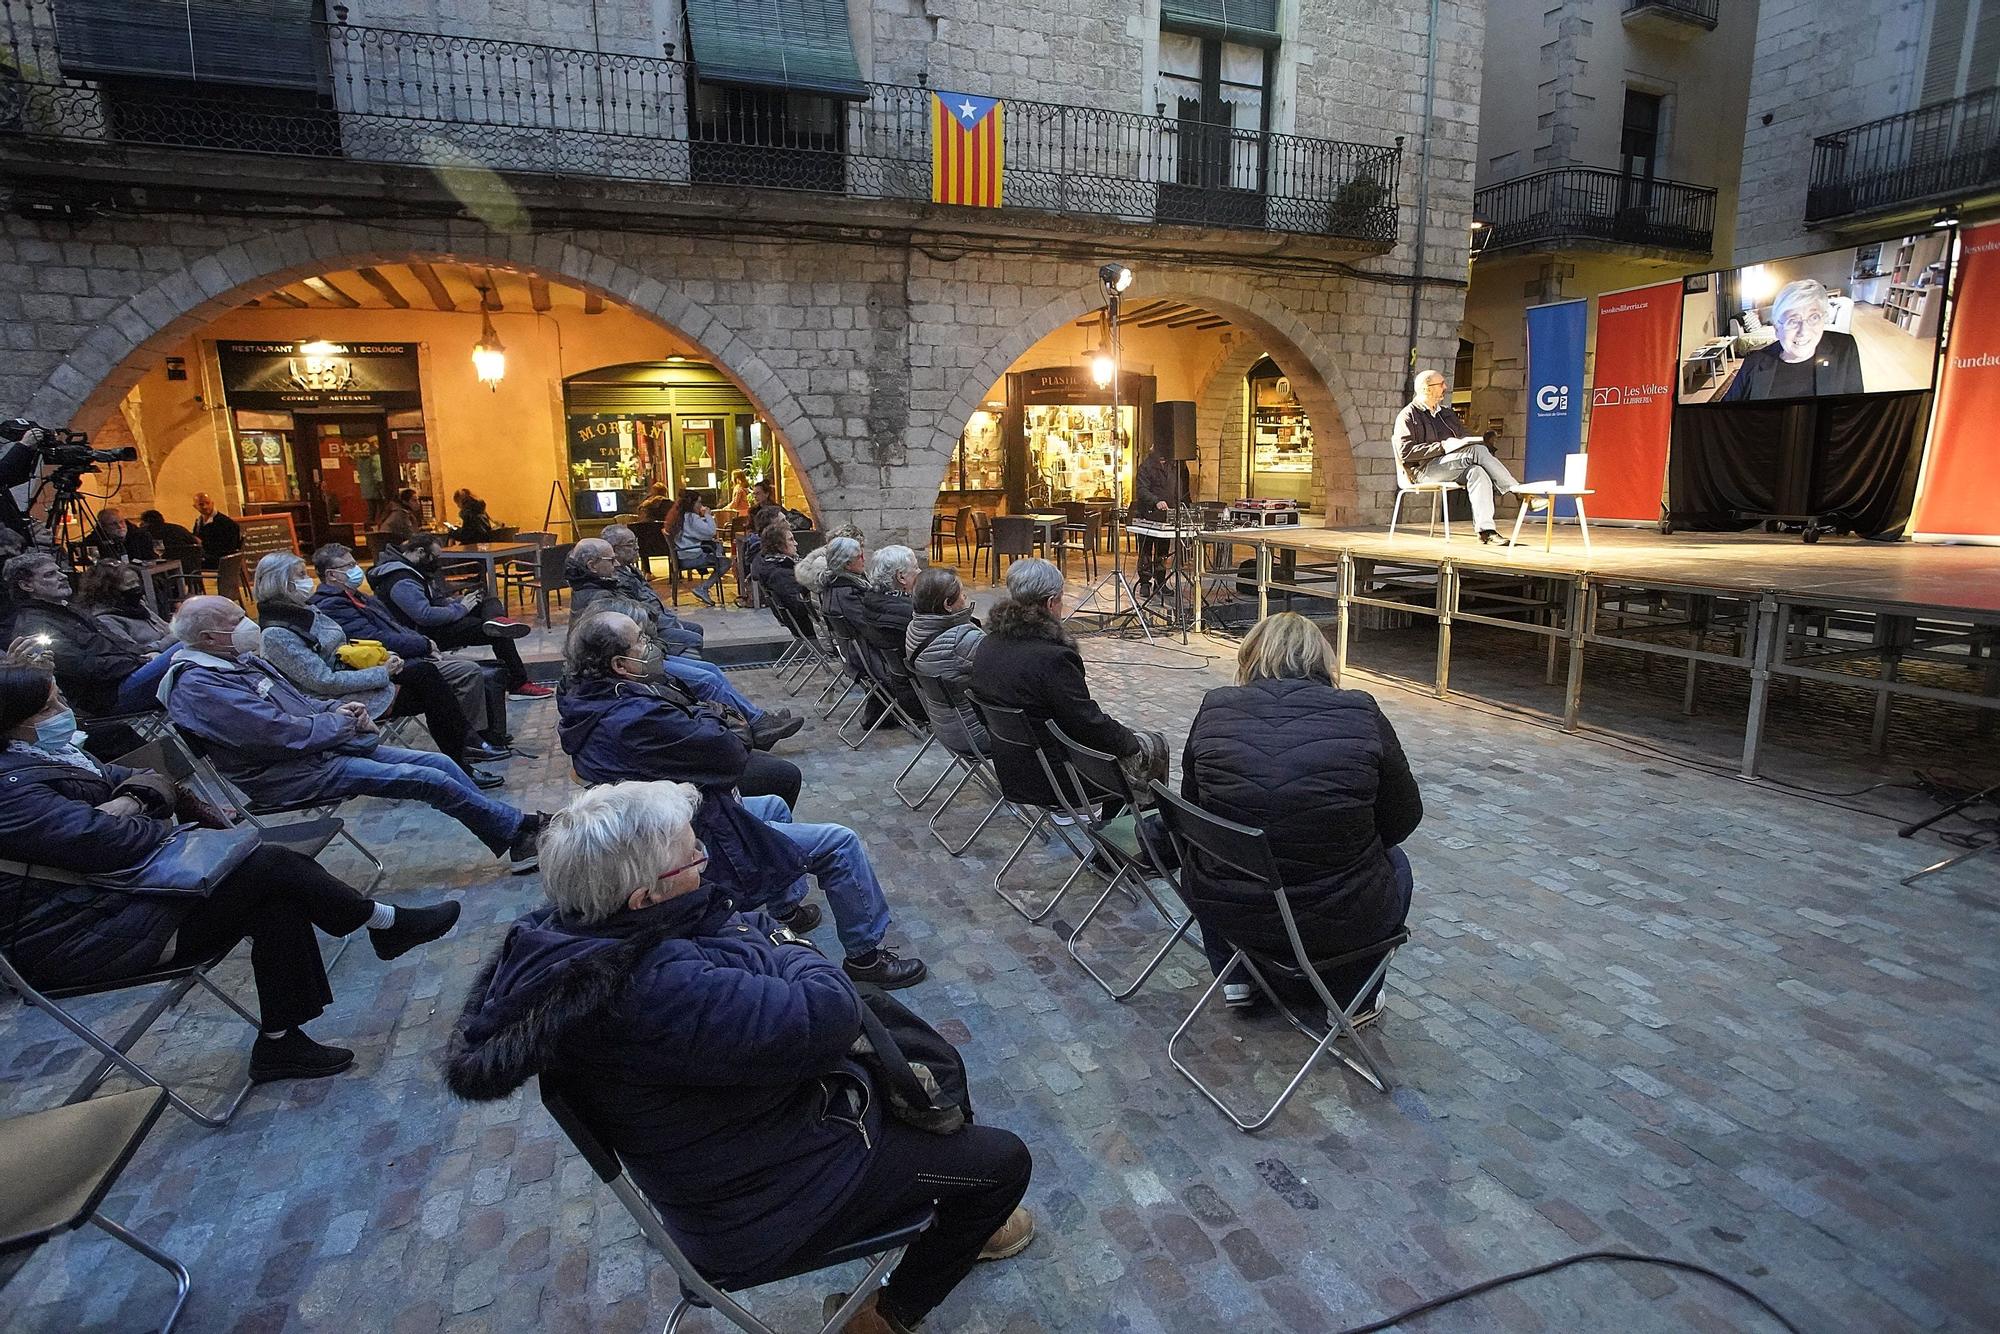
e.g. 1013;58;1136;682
1189;529;2000;781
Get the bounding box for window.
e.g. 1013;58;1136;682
1159;32;1273;193
688;83;846;190
1621;89;1663;182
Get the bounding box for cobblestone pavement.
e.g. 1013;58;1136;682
3;633;1996;1333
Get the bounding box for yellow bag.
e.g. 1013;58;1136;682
335;639;390;669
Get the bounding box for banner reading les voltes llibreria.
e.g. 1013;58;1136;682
1912;221;2000;541
1586;281;1681;522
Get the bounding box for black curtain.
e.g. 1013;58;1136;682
1669;392;1929;538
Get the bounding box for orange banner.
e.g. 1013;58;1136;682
1587;281;1681;521
1913;222;2000;539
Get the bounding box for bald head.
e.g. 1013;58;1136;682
171;594;246;654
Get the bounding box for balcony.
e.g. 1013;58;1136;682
1806;88;2000;225
1474;166;1716;257
0;16;1401;245
1622;0;1719;38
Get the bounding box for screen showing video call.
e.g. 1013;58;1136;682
1677;234;1952;405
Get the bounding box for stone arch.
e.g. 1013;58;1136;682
26;221;830;501
928;270;1368;524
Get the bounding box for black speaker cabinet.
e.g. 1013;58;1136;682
1154;400;1198;460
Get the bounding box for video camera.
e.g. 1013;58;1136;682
1;418;137;473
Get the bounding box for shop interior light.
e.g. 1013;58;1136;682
1090;352;1116;387
1933;206;1959;229
1099;263;1135;294
471;282;506;391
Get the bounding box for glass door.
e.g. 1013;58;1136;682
303;415;386;541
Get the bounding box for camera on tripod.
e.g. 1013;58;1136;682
2;418;137;477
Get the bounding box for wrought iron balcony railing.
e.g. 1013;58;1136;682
1621;0;1719;29
1806;87;2000;223
0;10;1401;243
1474;166;1716;256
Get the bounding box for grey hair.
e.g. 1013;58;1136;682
600;524;635;546
1414;369;1446;388
171;594;242;646
3;549;61;594
1005;557;1063;606
565;609;642;680
310;543;354;575
795;547;832;593
541;780;702;925
865;544;919;591
572;537;613;563
829;521;865;542
1770;279;1832;328
823;536;862;571
252;550;309;606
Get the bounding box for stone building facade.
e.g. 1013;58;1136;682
0;0;1484;548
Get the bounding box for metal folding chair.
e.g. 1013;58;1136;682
1045;724;1202;1001
539;1077;934;1334
906;673;1019;855
968;695;1099;922
1149;781;1407;1131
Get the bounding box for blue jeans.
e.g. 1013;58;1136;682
662;654;763;722
656;615;705;656
293;745;523;854
741;794;891;958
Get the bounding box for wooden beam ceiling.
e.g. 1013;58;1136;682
583;290;604;315
529;276;552;314
409;263;457;312
354;266;410;309
301;276;361;309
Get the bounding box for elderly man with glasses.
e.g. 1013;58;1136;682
1392;369;1542;546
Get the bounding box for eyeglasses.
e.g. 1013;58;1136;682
658;841;708;882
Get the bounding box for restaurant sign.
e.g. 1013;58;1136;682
217;341;423;410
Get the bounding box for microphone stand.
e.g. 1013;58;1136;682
1064;284;1159;643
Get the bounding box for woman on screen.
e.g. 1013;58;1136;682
1721;279;1864;401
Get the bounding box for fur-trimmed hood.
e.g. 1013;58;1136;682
984;595;1073;647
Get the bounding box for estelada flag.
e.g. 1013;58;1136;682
932;91;1004;207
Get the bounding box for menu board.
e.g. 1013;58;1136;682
237;512;299;567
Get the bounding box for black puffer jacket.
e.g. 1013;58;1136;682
10;599;150;716
968;598;1136;808
750;549;811;627
1180;676;1421;959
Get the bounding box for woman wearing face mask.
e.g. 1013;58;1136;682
76;557;175;656
0;664;462;1083
250;552;503;790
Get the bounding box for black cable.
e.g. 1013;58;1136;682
1333;1250;1803;1334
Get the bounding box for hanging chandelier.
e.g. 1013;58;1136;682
471;280;506;390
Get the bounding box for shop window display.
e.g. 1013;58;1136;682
1026;404;1137;507
1246;356;1314;508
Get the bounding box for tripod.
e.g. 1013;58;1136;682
1898;780;1999;887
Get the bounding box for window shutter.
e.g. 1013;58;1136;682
683;0;866;99
1922;0;1972;104
1160;0;1282;51
55;0;320;90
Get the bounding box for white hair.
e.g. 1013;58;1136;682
1770;279;1832;328
171;594;242;646
572;537;613;562
824;536;862;572
1005;557;1063;606
251;550;309;606
541;780;702;924
1415;369;1446;388
865;544;919;591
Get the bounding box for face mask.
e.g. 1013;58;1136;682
293;576;317;598
32;708;79;751
117;586;146;607
342;566;366;589
229;618;262;657
615;647;663;680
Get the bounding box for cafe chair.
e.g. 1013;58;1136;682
0;1088;192;1332
968;510;992;576
968;695;1099;922
539;1076;934;1334
1149;781;1407;1132
1058;515;1100;579
631;520;674;582
1507;452;1596;554
527;541;576;629
1387;466;1462;542
989;515;1037;583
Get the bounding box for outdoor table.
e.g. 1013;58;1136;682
139;557;186;616
1025;513;1066;566
441;541;537;604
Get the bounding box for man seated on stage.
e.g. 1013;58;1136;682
163;596;545;873
1392;369;1543;546
369;532;551;698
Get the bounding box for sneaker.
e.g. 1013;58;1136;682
772;900;823;933
483;618;532;639
1478;530;1512;547
843;947;927;990
249;1030;355;1083
508;812;547;874
821;1292;914;1334
370;900;462;961
468;767;505;791
1345;990;1386;1030
1222;982;1257;1010
748;710;805;750
1048;811;1078;827
508;681;554;699
978;1206;1035;1262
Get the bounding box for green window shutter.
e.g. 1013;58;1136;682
1160;0;1282;50
55;0;321;89
683;0;867;99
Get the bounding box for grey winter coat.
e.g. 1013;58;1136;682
905;608;986;753
255;601;397;717
87;603;175;658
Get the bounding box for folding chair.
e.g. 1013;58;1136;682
967;695;1099;922
823;613;921;749
1149;782;1407;1130
538;1077;935;1334
1387;465;1462;540
1045;723;1202;1001
0;1088;192;1331
910;674;1019;856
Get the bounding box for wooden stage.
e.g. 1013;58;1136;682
1183;524;2000;778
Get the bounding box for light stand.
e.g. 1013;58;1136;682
1065;264;1165;642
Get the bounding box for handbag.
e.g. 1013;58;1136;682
90;822;261;898
848;983;973;1135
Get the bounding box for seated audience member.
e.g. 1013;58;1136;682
444;781;1029;1333
750;522;813;628
377;488;421;542
597;523;704;655
252;552;501;788
745;478;784;534
138;509;199;556
664;491;724;606
309;543;511;757
369;533;550;698
640;481;672;524
1179;612;1420;1017
76;557;174;657
163;597;545;872
95;507;157;562
451;488;502;544
794;543;833;599
905;567;987;753
857;544;923;719
558;612;923;988
565;538;798;740
818;535;870;626
3;549;170;718
192;492;242;568
0;665;460;1082
970;557;1144;811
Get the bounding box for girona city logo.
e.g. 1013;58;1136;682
1535;384;1569;413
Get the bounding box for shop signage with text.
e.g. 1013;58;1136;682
217;341;423;411
1587;283;1681;521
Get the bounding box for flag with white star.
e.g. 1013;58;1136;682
931;90;1005;207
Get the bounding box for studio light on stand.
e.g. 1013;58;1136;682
1063;262;1159;643
471;281;506;391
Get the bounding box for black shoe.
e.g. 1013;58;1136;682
249;1030;355;1083
508;812;547;875
465;740;512;762
772;900;823;932
1478;530;1511;546
748;710;805;750
370;900;462;961
467;767;505;791
483;618;532;639
844;947;927;990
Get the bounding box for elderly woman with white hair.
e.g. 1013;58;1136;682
445;780;1034;1334
1722;278;1864;401
251;551;502;788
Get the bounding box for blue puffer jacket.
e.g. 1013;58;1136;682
310;583;432;658
0;745;184;986
556;677;806;907
442;888;879;1285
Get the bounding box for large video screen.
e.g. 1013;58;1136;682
1676;235;1950;404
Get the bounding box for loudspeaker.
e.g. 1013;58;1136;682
1155;400;1198;460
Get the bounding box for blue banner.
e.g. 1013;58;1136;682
1525;299;1588;518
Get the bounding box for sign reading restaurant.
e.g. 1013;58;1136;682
216;340;424;411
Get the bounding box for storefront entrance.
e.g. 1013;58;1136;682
1244;355;1315;508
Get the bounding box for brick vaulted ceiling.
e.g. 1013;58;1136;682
242;262;607;316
